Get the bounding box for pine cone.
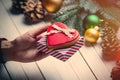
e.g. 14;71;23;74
101;22;120;60
23;0;45;24
11;0;27;14
111;66;120;80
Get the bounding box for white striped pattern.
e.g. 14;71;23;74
37;37;84;61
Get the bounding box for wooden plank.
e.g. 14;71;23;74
37;51;96;80
0;64;10;80
22;62;44;80
48;57;79;80
0;1;27;80
0;2;19;40
1;0;45;80
1;0;33;34
80;45;112;80
5;62;28;80
68;52;96;80
37;56;62;80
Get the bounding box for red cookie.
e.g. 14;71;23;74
47;22;80;50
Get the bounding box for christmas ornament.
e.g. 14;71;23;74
84;27;99;43
83;14;100;29
86;14;100;24
101;22;120;60
42;0;63;13
11;0;27;14
23;0;45;24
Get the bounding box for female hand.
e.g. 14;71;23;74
2;23;51;62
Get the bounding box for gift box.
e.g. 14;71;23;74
37;37;84;62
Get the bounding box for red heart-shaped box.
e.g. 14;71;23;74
47;22;80;50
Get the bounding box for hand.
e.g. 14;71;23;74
2;23;51;62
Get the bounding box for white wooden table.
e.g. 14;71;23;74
0;0;116;80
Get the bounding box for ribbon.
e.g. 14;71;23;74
52;24;75;38
46;24;75;38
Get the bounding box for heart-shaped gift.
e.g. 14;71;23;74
47;22;80;50
37;22;84;61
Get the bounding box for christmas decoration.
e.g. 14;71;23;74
111;66;120;80
11;0;27;14
84;26;99;43
23;0;45;24
86;14;100;24
83;14;100;29
101;22;120;60
41;0;63;13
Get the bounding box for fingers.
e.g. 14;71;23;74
29;23;51;38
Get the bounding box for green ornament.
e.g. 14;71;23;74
86;14;100;25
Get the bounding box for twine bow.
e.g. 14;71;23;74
46;24;75;38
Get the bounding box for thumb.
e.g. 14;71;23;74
29;23;51;38
36;31;48;40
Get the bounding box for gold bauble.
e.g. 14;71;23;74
42;0;63;13
84;28;99;43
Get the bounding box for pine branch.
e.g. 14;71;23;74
54;4;78;18
79;0;100;13
53;0;85;35
63;15;76;29
63;13;76;26
54;9;77;22
73;13;84;35
63;0;77;6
